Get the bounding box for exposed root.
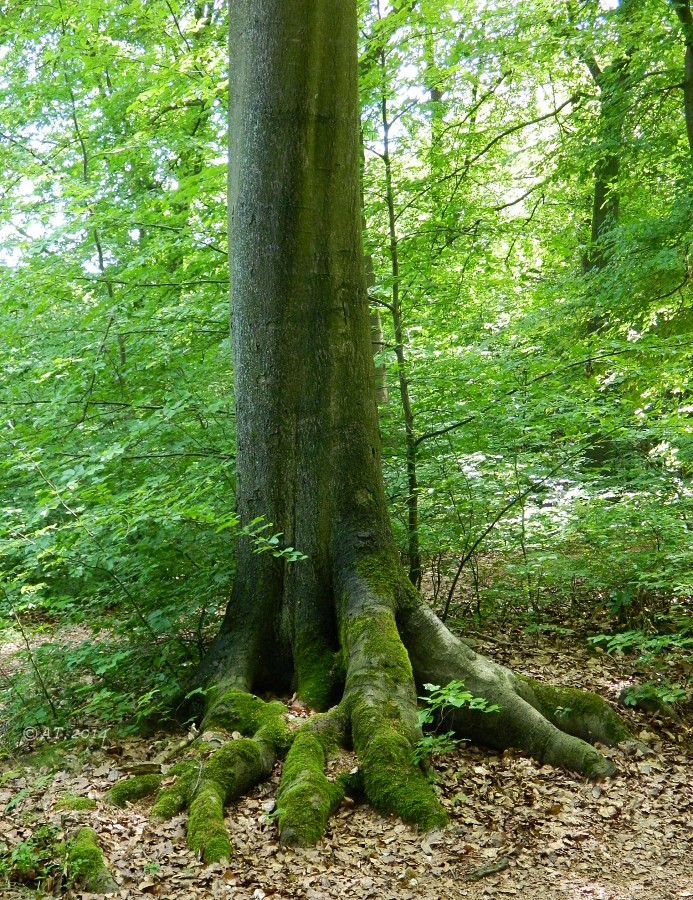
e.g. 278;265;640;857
398;598;631;778
105;773;162;807
111;689;291;862
515;675;632;745
103;560;638;865
276;709;354;846
337;558;447;831
67;827;117;893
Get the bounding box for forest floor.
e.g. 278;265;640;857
1;624;692;900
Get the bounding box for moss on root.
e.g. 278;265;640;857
187;783;231;862
202;688;289;748
343;609;413;687
186;692;290;862
294;628;343;711
105;774;162;808
68;827;116;893
186;739;276;861
351;697;446;831
152;761;200;821
355;551;400;606
517;675;632;746
276;713;346;846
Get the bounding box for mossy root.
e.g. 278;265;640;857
187;692;291;862
338;564;447;831
516;675;632;745
68;827;117;893
276;711;347;846
105;774;162;808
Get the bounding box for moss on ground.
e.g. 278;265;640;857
68;827;116;893
105;774;162;808
56;792;97;811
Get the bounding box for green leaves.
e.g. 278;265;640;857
413;680;499;765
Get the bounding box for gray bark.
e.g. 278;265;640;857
201;0;391;697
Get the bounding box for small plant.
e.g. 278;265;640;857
621;681;687;708
0;823;64;887
524;624;574;637
589;629;693;661
413;680;499;764
413;731;461;764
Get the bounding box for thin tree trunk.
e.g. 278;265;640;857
379;77;422;588
578;0;634;273
672;0;693;161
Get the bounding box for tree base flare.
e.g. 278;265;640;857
106;571;633;860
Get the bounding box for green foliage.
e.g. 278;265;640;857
589;611;692;709
0;823;63;889
414;681;499;764
589;628;693;661
621;680;688;708
0;0;692;735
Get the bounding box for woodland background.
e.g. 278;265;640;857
1;0;692;748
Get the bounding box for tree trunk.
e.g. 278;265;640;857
672;0;693;161
579;0;634;274
111;0;634;865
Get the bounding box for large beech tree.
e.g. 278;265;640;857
108;0;634;861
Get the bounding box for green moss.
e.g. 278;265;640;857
68;827;116;892
255;714;292;755
202;738;266;798
350;698;446;832
175;694;290;864
343;609;413;686
187;783;231;862
294;627;342;711
185;733;281;862
203;688;288;743
151;761;199;821
105;774;162;808
518;676;631;745
355;551;400;605
277;729;344;846
56;792;97;811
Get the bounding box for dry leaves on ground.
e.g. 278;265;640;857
1;629;692;900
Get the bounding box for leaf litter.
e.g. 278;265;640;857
1;627;692;899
